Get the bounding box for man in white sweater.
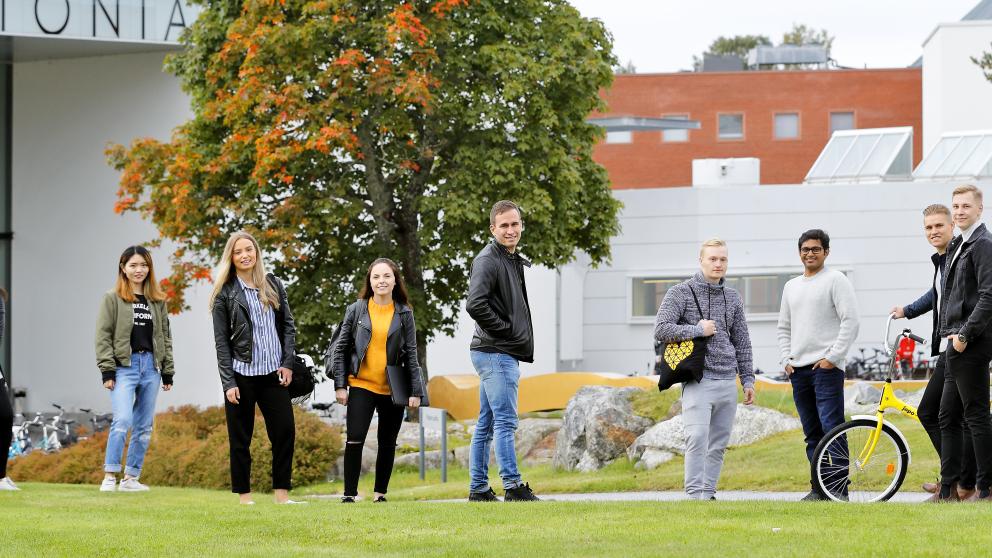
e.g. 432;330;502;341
777;229;860;501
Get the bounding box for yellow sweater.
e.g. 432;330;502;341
350;299;394;395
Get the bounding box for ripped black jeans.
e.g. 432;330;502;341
343;387;405;497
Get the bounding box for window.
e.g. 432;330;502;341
774;113;800;139
805;127;913;183
605;131;632;144
830;111;855;134
718;114;744;140
630;273;796;319
914;132;992;180
662;114;689;142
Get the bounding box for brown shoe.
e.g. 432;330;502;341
926;483;961;503
959;487;978;501
961;488;991;502
922;482;939;494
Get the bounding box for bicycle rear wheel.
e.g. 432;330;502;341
812;418;909;503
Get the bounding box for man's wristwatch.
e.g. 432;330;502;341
957;334;968;344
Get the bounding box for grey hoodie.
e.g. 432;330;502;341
654;272;755;388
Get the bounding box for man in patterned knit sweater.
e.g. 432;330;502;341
655;238;755;500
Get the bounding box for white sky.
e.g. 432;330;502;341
568;0;983;73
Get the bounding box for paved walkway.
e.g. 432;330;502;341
427;490;931;503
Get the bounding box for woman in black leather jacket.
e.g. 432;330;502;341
332;258;424;502
210;231;302;505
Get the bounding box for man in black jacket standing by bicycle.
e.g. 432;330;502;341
465;200;539;502
891;203;976;500
936;184;992;502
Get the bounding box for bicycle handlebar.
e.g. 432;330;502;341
906;332;926;344
884;313;926;357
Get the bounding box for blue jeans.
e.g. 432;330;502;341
469;350;522;492
104;351;161;477
790;365;846;488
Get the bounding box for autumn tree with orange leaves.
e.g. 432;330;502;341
107;0;621;370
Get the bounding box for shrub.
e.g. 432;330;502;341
9;405;341;491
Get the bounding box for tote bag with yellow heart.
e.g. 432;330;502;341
657;285;708;391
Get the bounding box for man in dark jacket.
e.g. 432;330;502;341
936;184;992;502
891;203;975;499
465;200;539;502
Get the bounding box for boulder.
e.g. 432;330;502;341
553;386;654;472
844;381;882;415
627;404;801;470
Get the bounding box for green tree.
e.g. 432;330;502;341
781;23;834;54
106;0;622;370
692;34;771;70
974;47;992;81
614;59;636;74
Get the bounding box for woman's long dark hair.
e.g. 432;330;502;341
358;258;409;306
117;246;165;303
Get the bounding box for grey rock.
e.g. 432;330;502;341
844;381;882;415
634;448;676;470
553;386;654;472
627;405;801;469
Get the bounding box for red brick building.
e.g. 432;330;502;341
593;68;923;188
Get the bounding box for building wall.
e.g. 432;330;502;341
11;52;223;412
593;69;923;188
922;21;992;153
576;181;990;375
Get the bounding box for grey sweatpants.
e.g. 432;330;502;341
682;377;738;499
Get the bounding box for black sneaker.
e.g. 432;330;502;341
341;496;356;503
373;496;387;503
468;488;500;502
504;483;540;502
800;490;827;502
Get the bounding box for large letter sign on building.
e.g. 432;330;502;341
2;0;200;42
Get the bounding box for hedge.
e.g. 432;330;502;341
8;405;341;491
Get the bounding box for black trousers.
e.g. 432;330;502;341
918;356;976;488
939;344;992;490
343;387;405;497
0;379;12;478
224;372;295;494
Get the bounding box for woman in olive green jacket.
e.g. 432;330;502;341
94;246;174;493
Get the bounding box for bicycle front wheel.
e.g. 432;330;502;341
812;418;909;503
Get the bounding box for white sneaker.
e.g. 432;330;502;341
100;477;117;492
118;478;150;492
0;477;19;491
276;499;308;505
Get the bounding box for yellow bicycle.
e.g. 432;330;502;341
811;315;924;503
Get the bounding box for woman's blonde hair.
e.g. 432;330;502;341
208;231;280;309
116;246;166;303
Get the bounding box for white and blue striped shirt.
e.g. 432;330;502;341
232;277;283;377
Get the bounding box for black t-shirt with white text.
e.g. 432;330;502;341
130;294;154;353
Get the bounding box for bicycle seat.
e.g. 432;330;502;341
95;413;113;421
64;419;77;425
80;408;92;413
311;402;332;410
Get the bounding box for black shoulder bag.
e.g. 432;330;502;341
657;285;708;391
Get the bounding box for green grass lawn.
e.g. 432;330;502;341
310;414;938;502
345;389;939;502
3;483;991;557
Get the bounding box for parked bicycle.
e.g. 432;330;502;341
811;315;924;503
79;407;113;437
7;413;36;459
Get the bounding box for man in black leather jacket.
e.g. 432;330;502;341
465;200;539;502
936;184;992;502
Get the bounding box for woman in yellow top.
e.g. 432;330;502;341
332;258;424;502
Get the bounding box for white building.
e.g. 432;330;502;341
7;2;992;413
